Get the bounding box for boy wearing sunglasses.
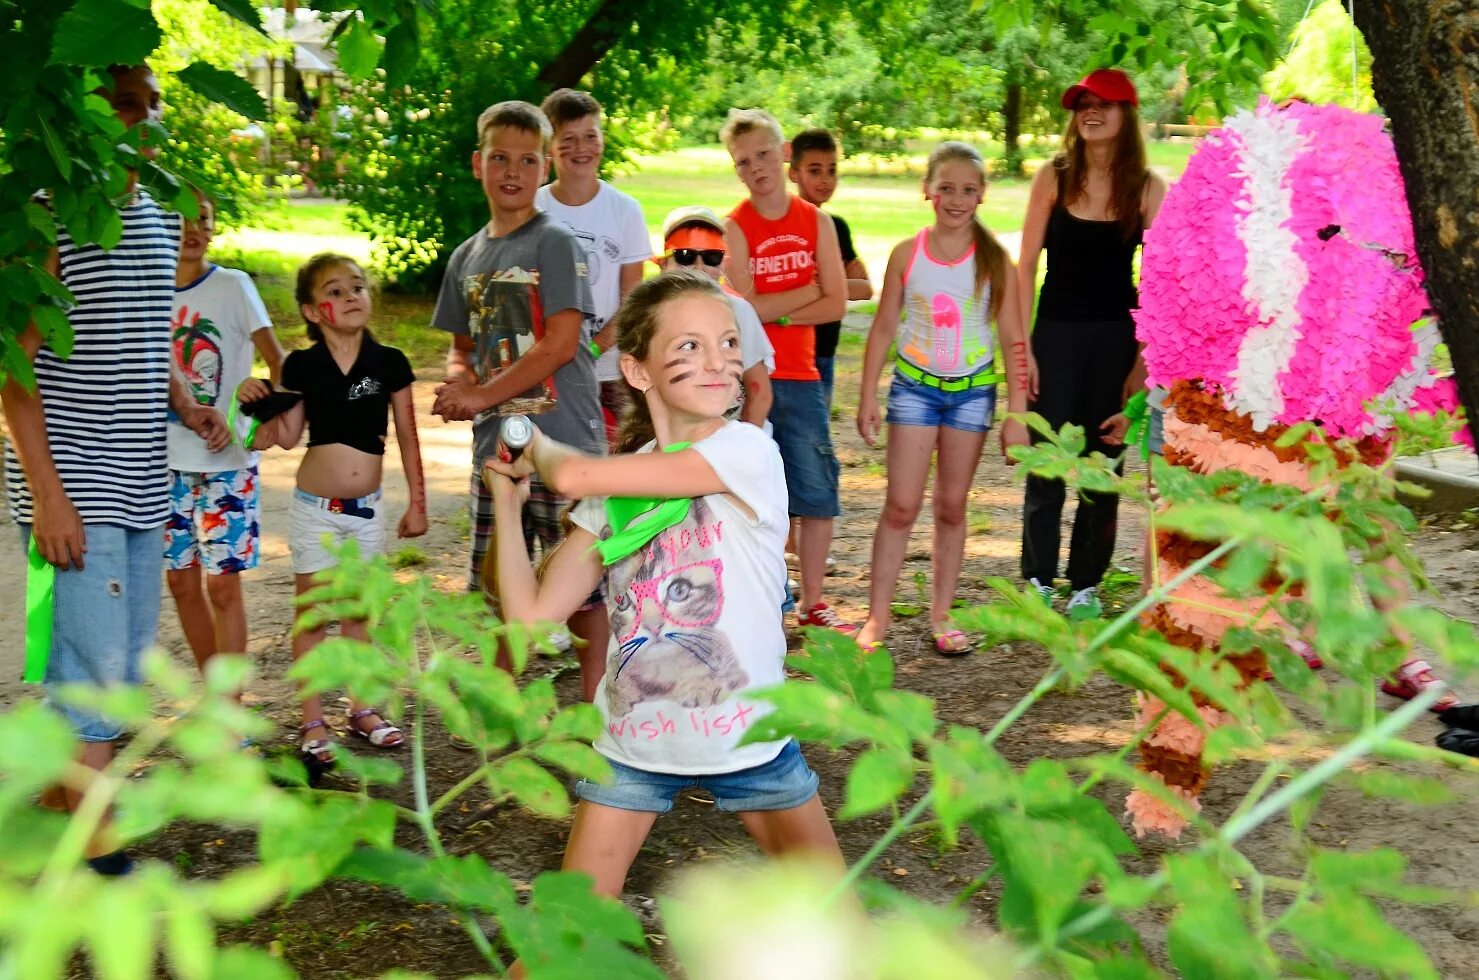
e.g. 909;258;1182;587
658;206;773;426
721;108;854;636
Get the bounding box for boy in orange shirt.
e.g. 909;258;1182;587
721;108;854;634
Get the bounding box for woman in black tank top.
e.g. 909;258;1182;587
1014;68;1167;617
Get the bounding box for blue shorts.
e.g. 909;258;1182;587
1146;386;1169;456
21;524;163;742
885;369;997;433
574;739;819;814
165;466;261;574
769;380;841;518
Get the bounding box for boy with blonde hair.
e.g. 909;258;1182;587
721;108;853;634
430;100;607;699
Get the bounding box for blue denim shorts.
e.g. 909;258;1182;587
1146;386;1168;456
21;524;164;742
885;369;997;432
574;739;820;814
769;379;840;518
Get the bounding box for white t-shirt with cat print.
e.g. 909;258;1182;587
570;420;791;775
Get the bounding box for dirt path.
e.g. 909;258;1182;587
4;337;1479;977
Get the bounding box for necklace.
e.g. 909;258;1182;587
930;230;972;263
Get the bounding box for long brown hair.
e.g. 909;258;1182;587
609;271;729;454
1053;100;1147;241
924;142;1008;321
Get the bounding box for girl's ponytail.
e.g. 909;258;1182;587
971;218;1008;322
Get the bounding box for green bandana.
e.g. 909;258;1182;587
225;379;261;451
1123;389;1151;459
597;442;693;566
24;537;54;684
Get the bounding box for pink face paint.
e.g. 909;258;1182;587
318;301;336;326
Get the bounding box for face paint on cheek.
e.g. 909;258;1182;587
318;301;336;326
664;356;696;384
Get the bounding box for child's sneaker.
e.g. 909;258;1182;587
1028;577;1056;605
1066;587;1102;621
798;601;858;635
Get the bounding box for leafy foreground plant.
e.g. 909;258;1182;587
712;418;1479;978
0;551;659;979
4;417;1478;978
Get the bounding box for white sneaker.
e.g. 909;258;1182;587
1066;587;1103;621
1028;577;1056;604
546;629;573;654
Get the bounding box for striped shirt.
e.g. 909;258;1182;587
5;191;182;528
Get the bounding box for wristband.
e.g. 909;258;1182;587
775;316;791;326
588;339;603;358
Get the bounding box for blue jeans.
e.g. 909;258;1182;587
574;740;819;813
768;379;841;518
21;524;163;741
885;370;997;432
815;355;836;412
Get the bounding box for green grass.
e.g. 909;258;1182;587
214;139;1200;374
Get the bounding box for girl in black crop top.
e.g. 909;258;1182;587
1014;69;1168;615
237;253;426;769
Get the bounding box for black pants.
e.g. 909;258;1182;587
1021;318;1139;591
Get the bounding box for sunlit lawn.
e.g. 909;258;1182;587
217;140;1199;371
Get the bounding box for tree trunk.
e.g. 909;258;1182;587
534;0;639;93
1002;82;1023;176
1353;1;1479;434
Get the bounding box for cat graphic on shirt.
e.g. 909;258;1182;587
605;497;747;718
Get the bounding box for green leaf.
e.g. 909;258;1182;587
490;756;570;818
840;746;916;818
336;18;382;80
871;689;937;742
50;0;162;67
928;725;1017;844
210;945;296;980
163;893;215;980
1164;853;1275;978
990;813;1114;944
204;865;292;920
331;749;405;787
534;740;614;782
1284;893;1436;979
89;881;155;980
208;0;264;31
548;703;604;741
0;702;77;788
176;62;267;121
23;202;57;245
382;19;420;87
30;302;71;359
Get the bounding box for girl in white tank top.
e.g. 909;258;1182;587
854;142;1031;656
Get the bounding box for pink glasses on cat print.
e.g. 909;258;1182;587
615;558;725;642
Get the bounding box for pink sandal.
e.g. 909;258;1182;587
1381;659;1458;712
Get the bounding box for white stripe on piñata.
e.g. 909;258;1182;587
1366;319;1441;435
1227;108;1309;430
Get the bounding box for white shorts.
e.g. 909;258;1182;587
289;488;387;575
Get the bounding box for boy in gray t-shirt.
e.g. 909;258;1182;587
431;100;606;699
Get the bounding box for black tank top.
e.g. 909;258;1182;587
1036;169;1144;323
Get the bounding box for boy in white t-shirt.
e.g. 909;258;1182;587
536;88;652;448
165;196;284;674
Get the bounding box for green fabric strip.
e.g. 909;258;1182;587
1123;388;1151;459
225;380;261;450
24;537;55;684
597;441;694;566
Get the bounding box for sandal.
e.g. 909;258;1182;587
1381;659;1458;712
299;719;337;768
347;708;404;748
932;629;975;658
1288;638;1323;670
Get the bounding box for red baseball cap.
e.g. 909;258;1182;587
1061;68;1139;109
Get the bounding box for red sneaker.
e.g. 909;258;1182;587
798;602;858;636
1288;638;1323;670
1381;659;1458;712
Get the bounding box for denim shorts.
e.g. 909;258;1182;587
769;379;841;518
1146;386;1169;456
886;369;997;433
574;739;819;814
21;524;163;742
